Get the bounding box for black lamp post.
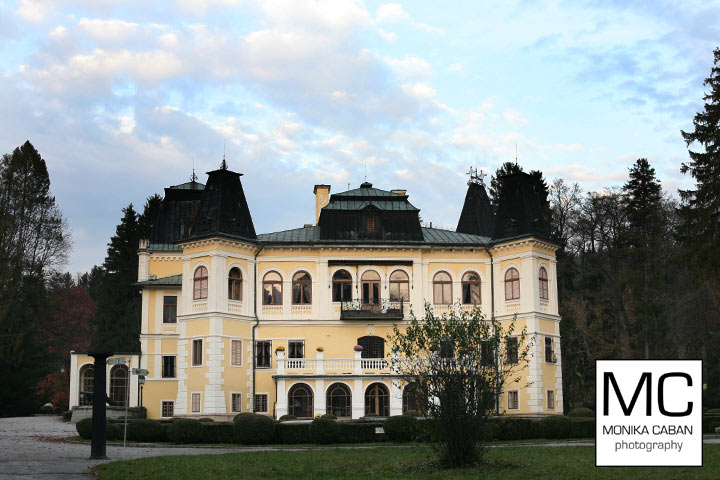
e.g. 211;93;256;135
88;351;112;460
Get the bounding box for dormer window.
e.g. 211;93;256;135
367;217;375;232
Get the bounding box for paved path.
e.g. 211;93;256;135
1;417;718;479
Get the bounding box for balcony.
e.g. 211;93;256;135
340;299;404;321
276;350;426;376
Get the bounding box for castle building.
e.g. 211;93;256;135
69;165;562;420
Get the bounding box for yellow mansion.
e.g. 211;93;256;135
70;165;562;420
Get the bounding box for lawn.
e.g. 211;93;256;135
96;444;720;479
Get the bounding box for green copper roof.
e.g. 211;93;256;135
257;226;489;246
133;274;182;287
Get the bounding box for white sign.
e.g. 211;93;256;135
596;360;702;467
107;358;126;365
132;368;149;376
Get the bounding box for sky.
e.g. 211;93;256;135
0;0;718;274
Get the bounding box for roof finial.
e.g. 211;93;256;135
221;140;228;170
466;166;485;186
191;156;198;184
515;141;518;166
364;162;367;182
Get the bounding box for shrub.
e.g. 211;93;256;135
403;410;420;417
384;415;417;442
361;413;378;420
322;414;337;419
539;415;572;439
278;414;297;421
76;418;93;439
308;418;340;444
167;419;204;444
106;423;122;441
233;413;275;445
567;407;594;418
705;408;720;416
198;417;215;422
569;419;594;438
414;418;439;443
275;422;309;444
201;422;234;443
703;416;720;433
494;417;540;441
338;422;385;443
62;411;72;422
127;419;165;442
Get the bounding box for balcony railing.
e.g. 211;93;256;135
340;299;404;320
276;351;427;376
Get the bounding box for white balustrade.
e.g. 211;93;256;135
433;304;453;316
228;301;243;314
291;305;312;316
262;305;283;317
192;301;207;312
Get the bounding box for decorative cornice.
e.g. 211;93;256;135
490;238;558;254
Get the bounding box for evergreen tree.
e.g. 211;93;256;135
92;195;161;352
0;141;70;416
489;161;523;209
679;47;720;277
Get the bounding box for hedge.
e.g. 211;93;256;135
703;415;720;434
201;422;234;443
62;410;72;422
384;415;417;442
274;422;309;444
338;422;385;443
567;407;594;418
76;418;121;440
233;413;275;444
539;416;572;439
569;418;594;438
167;419;204;444
127;419;165;442
278;414;297;421
309;418;340;444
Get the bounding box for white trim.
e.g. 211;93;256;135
161;399;175;418
230;339;243;367
190;391;202;414
507;389;519;410
254;392;269;413
230;392;243;413
191;338;204;367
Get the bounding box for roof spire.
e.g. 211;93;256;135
220;140;228;170
515;141;518;166
191;156;198;185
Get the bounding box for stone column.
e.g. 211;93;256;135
352;378;364;419
314;379;326;417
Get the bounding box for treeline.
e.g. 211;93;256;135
0;140;160;416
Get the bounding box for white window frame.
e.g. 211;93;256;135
547;390;555;410
507;390;519;410
191;392;202;413
231;392;242;413
231;339;243;367
192;338;203;367
161;400;174;418
254;393;269;413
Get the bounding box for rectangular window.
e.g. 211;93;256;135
231;340;243;366
231;393;242;413
163;296;177;323
256;340;271;368
254;394;268;413
162;356;176;378
367;217;375;232
547;390;555;410
162;401;174;417
191;393;201;413
192;339;203;366
545;337;555;363
506;337;519;364
508;391;519;410
288;340;304;359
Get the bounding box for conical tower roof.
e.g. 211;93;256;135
456;180;494;237
187;165;256;241
493;172;549;241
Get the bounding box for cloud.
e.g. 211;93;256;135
375;3;442;33
386;55;433;79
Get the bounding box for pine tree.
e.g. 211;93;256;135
92;195;161;352
0;141;70;415
679;47;720;277
489;161;523;209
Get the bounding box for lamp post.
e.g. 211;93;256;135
87;351;112;460
138;375;145;408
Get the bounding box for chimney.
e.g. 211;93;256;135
313;184;331;225
390;189;406;196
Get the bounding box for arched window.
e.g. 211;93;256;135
109;365;128;407
462;271;481;305
228;267;243;301
403;382;419;414
79;365;94;406
361;270;380;306
365;383;389;416
357;335;384;359
389;270;409;302
433;271;452;305
326;383;352;418
292;271;312;305
505;268;520;300
332;270;352;302
193;266;208;300
539;266;549;300
288;383;314;418
262;271;282;305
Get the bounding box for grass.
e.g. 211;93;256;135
96;444;720;479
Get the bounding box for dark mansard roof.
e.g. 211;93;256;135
147;170;552;251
